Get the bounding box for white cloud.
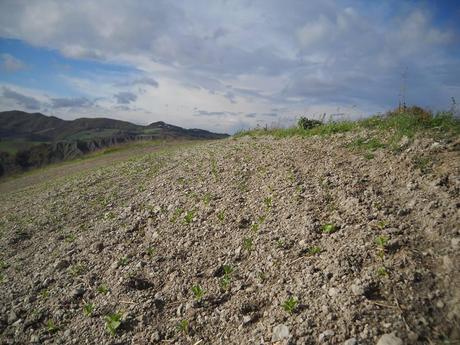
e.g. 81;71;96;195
1;54;26;72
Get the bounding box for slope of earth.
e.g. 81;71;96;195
0;131;459;345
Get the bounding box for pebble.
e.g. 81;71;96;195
272;324;290;342
351;284;364;296
376;333;403;345
343;338;357;345
7;310;18;324
328;287;339;297
53;259;70;270
70;287;85;299
319;330;335;342
30;335;40;343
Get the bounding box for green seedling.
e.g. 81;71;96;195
203;193;211;205
118;256;129;267
83;303;94;317
375;235;389;248
105;312;122;336
308;246;321;255
191;284;205;301
264;196;272;209
146;247;155;257
170;207;183;223
183;210;195;224
276;239;285;249
177;319;189;335
69;263;87;276
243;237;253;252
282;296;298;314
321;223;337;234
46;320;59;334
251;223;259;233
377;266;388;277
217;210;225;223
39;289;49;299
97;284;109;295
219;264;234;291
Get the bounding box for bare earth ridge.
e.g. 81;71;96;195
0;131;459;344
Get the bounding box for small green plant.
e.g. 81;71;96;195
65;234;76;243
170;207;183;223
364;153;375;160
217;210;225;223
413;156;432;174
251;223;259;233
46;320;59;334
203;193;211;205
321;223;337;234
191;284;205;302
83;303;94;316
69;263;87;276
375;235;389;248
97;284;109;295
243;237;253;252
177;319;189;335
183;210;195;224
219;264;234;291
146;247;155;257
39;289;49;299
376;220;389;229
264;196;272;209
276;239;285;249
377;266;388;277
118;256;129;267
105;312;122;336
282;296;298;314
308;246;321;255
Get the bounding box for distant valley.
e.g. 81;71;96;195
0;110;228;176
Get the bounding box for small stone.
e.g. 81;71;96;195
319;330;335;342
343;338;357;345
7;310;18;324
30;335;40;343
92;242;103;253
70;287;85;299
272;324;290;342
451;238;460;250
243;315;251;324
328;287;339;297
53;259;69;270
351;284;364;296
436;300;445;309
376;333;403;345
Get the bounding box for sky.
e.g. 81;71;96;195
0;0;459;133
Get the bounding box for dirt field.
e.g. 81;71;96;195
0;131;459;344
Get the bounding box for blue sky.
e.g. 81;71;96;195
0;0;459;133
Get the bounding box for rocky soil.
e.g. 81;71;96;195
0;130;459;345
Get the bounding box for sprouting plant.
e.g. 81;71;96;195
276;239;285;249
83;303;94;316
170;207;183;223
46;320;59;334
282;296;298;314
97;284;109;295
219;264;234;291
146;247;155;257
364;153;375;160
183;210;195;224
375;235;389;248
69;263;87;276
376;220;389;229
377;266;388;277
264;196;272;209
177;319;189;335
251;223;259;233
203;193;211;205
65;234;76;243
118;256;129;267
243;237;253;252
217;210;225;223
210;157;218;178
105;312;123;336
321;223;337;234
39;289;49;299
308;246;321;255
258;215;266;223
191;284;205;302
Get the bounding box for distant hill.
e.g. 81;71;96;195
0;110;228;176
